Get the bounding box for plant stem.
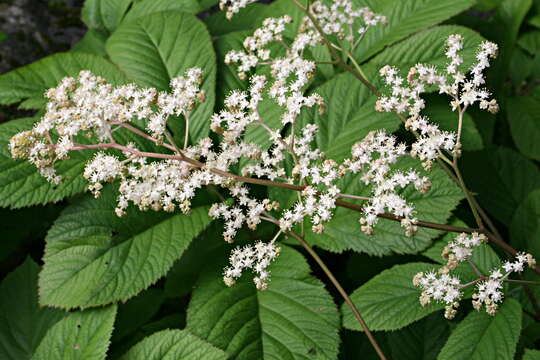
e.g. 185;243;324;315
290;231;387;360
468;259;484;278
67;131;480;235
184;113;190;149
504;279;540;286
262;214;387;360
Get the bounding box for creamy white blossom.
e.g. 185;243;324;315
223;240;281;290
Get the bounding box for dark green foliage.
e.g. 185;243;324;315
0;0;539;359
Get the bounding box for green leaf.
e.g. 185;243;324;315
473;0;504;11
72;30;108;56
198;0;218;11
82;0;133;35
299;71;400;162
524;349;540;360
353;0;476;62
106;11;216;142
0;32;7;44
510;189;540;261
112;288;165;342
368;25;485;74
204;3;267;35
509;48;534;86
529;14;540;28
491;0;533;92
0;259;64;360
187;246;340;359
461;147;540;224
39;186;213;309
437;299;522;360
165;221;229;298
387;313;450;360
120;330;227;360
122;0;201;24
304;158;463;256
0;52;127;108
507;96;540;161
518;31;540;55
342;263;447;331
32;306;117;360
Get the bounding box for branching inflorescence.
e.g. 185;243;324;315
414;231;536;319
8;0;536;323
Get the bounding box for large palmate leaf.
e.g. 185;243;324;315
39;186;213;309
507;96;540;161
437;299;522;360
304;158;463;256
353;0;476;62
187;246;340;360
0;52;126;109
82;0;133;35
107;11;216;142
0;259;64;360
461;147;540;225
342;263;447;332
120;330;227;360
32;306;117;360
367;25;486;75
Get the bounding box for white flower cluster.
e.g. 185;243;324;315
413;271;462;319
376;34;499;169
308;0;386;40
9;69;204;183
148;68;205;142
377;65;456;170
473;253;536;315
225;16;324;126
441;232;487;271
209;184;280;243
219;0;256;20
83;153;124;196
415;241;536;318
344;131;430;235
211;75;267;142
223;240;281;290
224;16;292;78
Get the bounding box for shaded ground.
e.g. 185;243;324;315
0;0;85;121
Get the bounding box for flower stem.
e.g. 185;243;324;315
262;213;387;360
